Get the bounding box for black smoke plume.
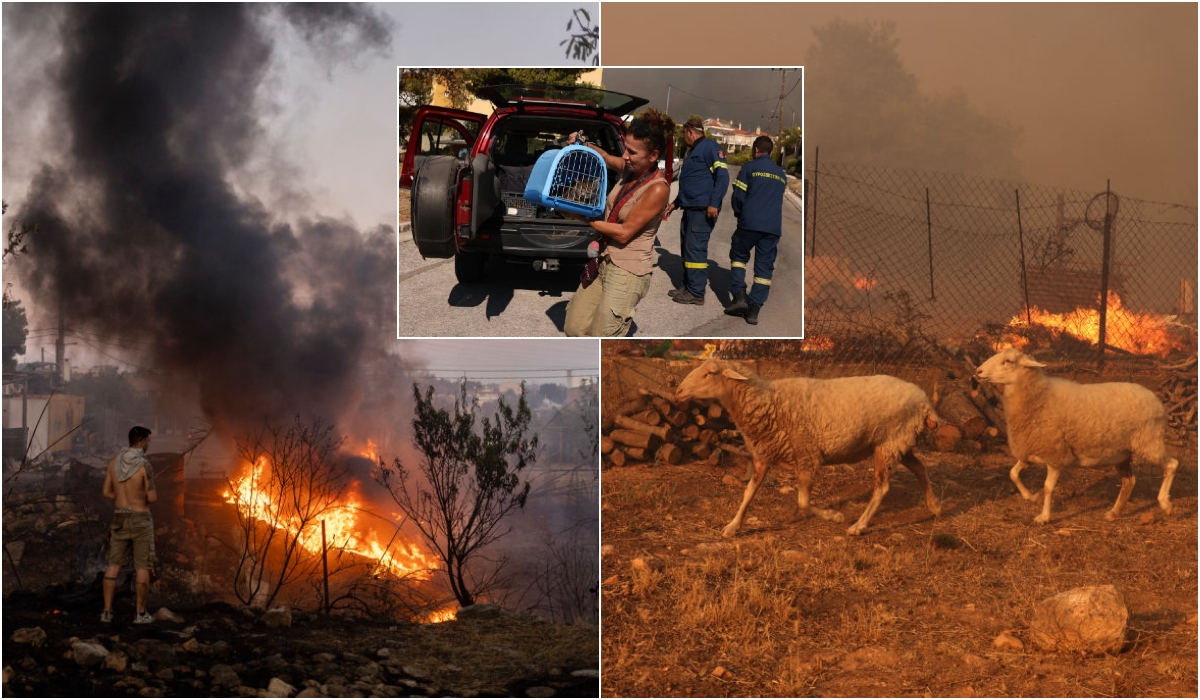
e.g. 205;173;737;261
10;4;393;434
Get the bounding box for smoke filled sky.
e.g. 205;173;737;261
0;3;596;435
603;68;802;135
603;3;1197;205
3;3;596;372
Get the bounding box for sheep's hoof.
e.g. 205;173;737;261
846;524;866;536
828;511;845;524
721;524;739;538
1159;501;1173;516
1033;514;1051;525
1103;510;1119;522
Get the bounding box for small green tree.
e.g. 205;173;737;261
376;380;539;608
2;298;27;372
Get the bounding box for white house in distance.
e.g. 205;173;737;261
702;117;770;154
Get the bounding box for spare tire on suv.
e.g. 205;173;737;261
411;155;459;259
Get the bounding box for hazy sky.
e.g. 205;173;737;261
603;68;802;135
403;339;599;385
602;2;1197;205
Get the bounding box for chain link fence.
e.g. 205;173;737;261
791;157;1197;367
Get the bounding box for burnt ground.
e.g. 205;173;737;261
3;588;598;697
600;357;1198;698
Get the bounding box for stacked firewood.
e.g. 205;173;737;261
923;344;1008;452
1158;355;1197;446
601;387;748;468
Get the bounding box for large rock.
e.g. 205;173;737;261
10;627;46;647
262;607;292;629
209;663;242;688
265;677;296;698
1029;585;1128;654
72;642;110;667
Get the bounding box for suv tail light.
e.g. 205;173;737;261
455;175;472;240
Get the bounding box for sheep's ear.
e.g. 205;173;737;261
722;367;749;381
1018;356;1046;368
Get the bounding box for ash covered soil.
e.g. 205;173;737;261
601;355;1198;698
3;595;598;698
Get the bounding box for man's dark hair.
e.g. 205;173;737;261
753;135;774;155
128;426;152;446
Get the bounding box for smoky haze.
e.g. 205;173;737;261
602;3;1197;206
5;4;395;434
603;68;802;136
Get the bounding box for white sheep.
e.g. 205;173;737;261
975;347;1178;524
674;359;941;537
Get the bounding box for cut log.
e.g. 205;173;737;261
656;443;682;465
665;411;690;428
629;409;662;427
647;395;675;416
613;395;647;418
707;404;724;420
610;429;659;451
706;446;723;466
614;415;670;441
939;391;989;439
680;424;701;441
623;447;648;461
698;428;719;446
933;424;962;452
692;443;712;460
600;436;615;455
609;450;626;468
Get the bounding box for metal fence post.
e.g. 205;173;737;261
1016;189;1031;325
926;187;935;301
1097;179;1113;368
809;147;819;258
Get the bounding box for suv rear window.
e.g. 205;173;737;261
491;116;622;198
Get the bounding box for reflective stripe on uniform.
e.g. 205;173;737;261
732;179;748;191
730;261;747;269
684;261;709;269
753;277;772;286
710;161;728;173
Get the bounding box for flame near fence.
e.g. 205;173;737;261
797;155;1197;366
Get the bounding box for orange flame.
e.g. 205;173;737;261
802;335;835;352
424;607;457;623
853;275;878;291
1000;292;1187;357
223;457;437;580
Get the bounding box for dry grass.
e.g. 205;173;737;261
601;359;1198;698
398;187;412;224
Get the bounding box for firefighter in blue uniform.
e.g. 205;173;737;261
725;135;788;325
664;117;729;305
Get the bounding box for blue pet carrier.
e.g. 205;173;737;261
524;144;608;219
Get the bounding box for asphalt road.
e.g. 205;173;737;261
398;165;805;338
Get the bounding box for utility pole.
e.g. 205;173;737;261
665;84;672;119
56;292;65;387
771;68;796;167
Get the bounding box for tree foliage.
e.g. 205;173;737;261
399;68;591;143
375;380;539;608
3;298;27;372
805;19;1020;178
561;7;599;66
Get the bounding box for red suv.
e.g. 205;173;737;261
400;84;673;284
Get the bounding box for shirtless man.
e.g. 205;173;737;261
101;425;157;624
